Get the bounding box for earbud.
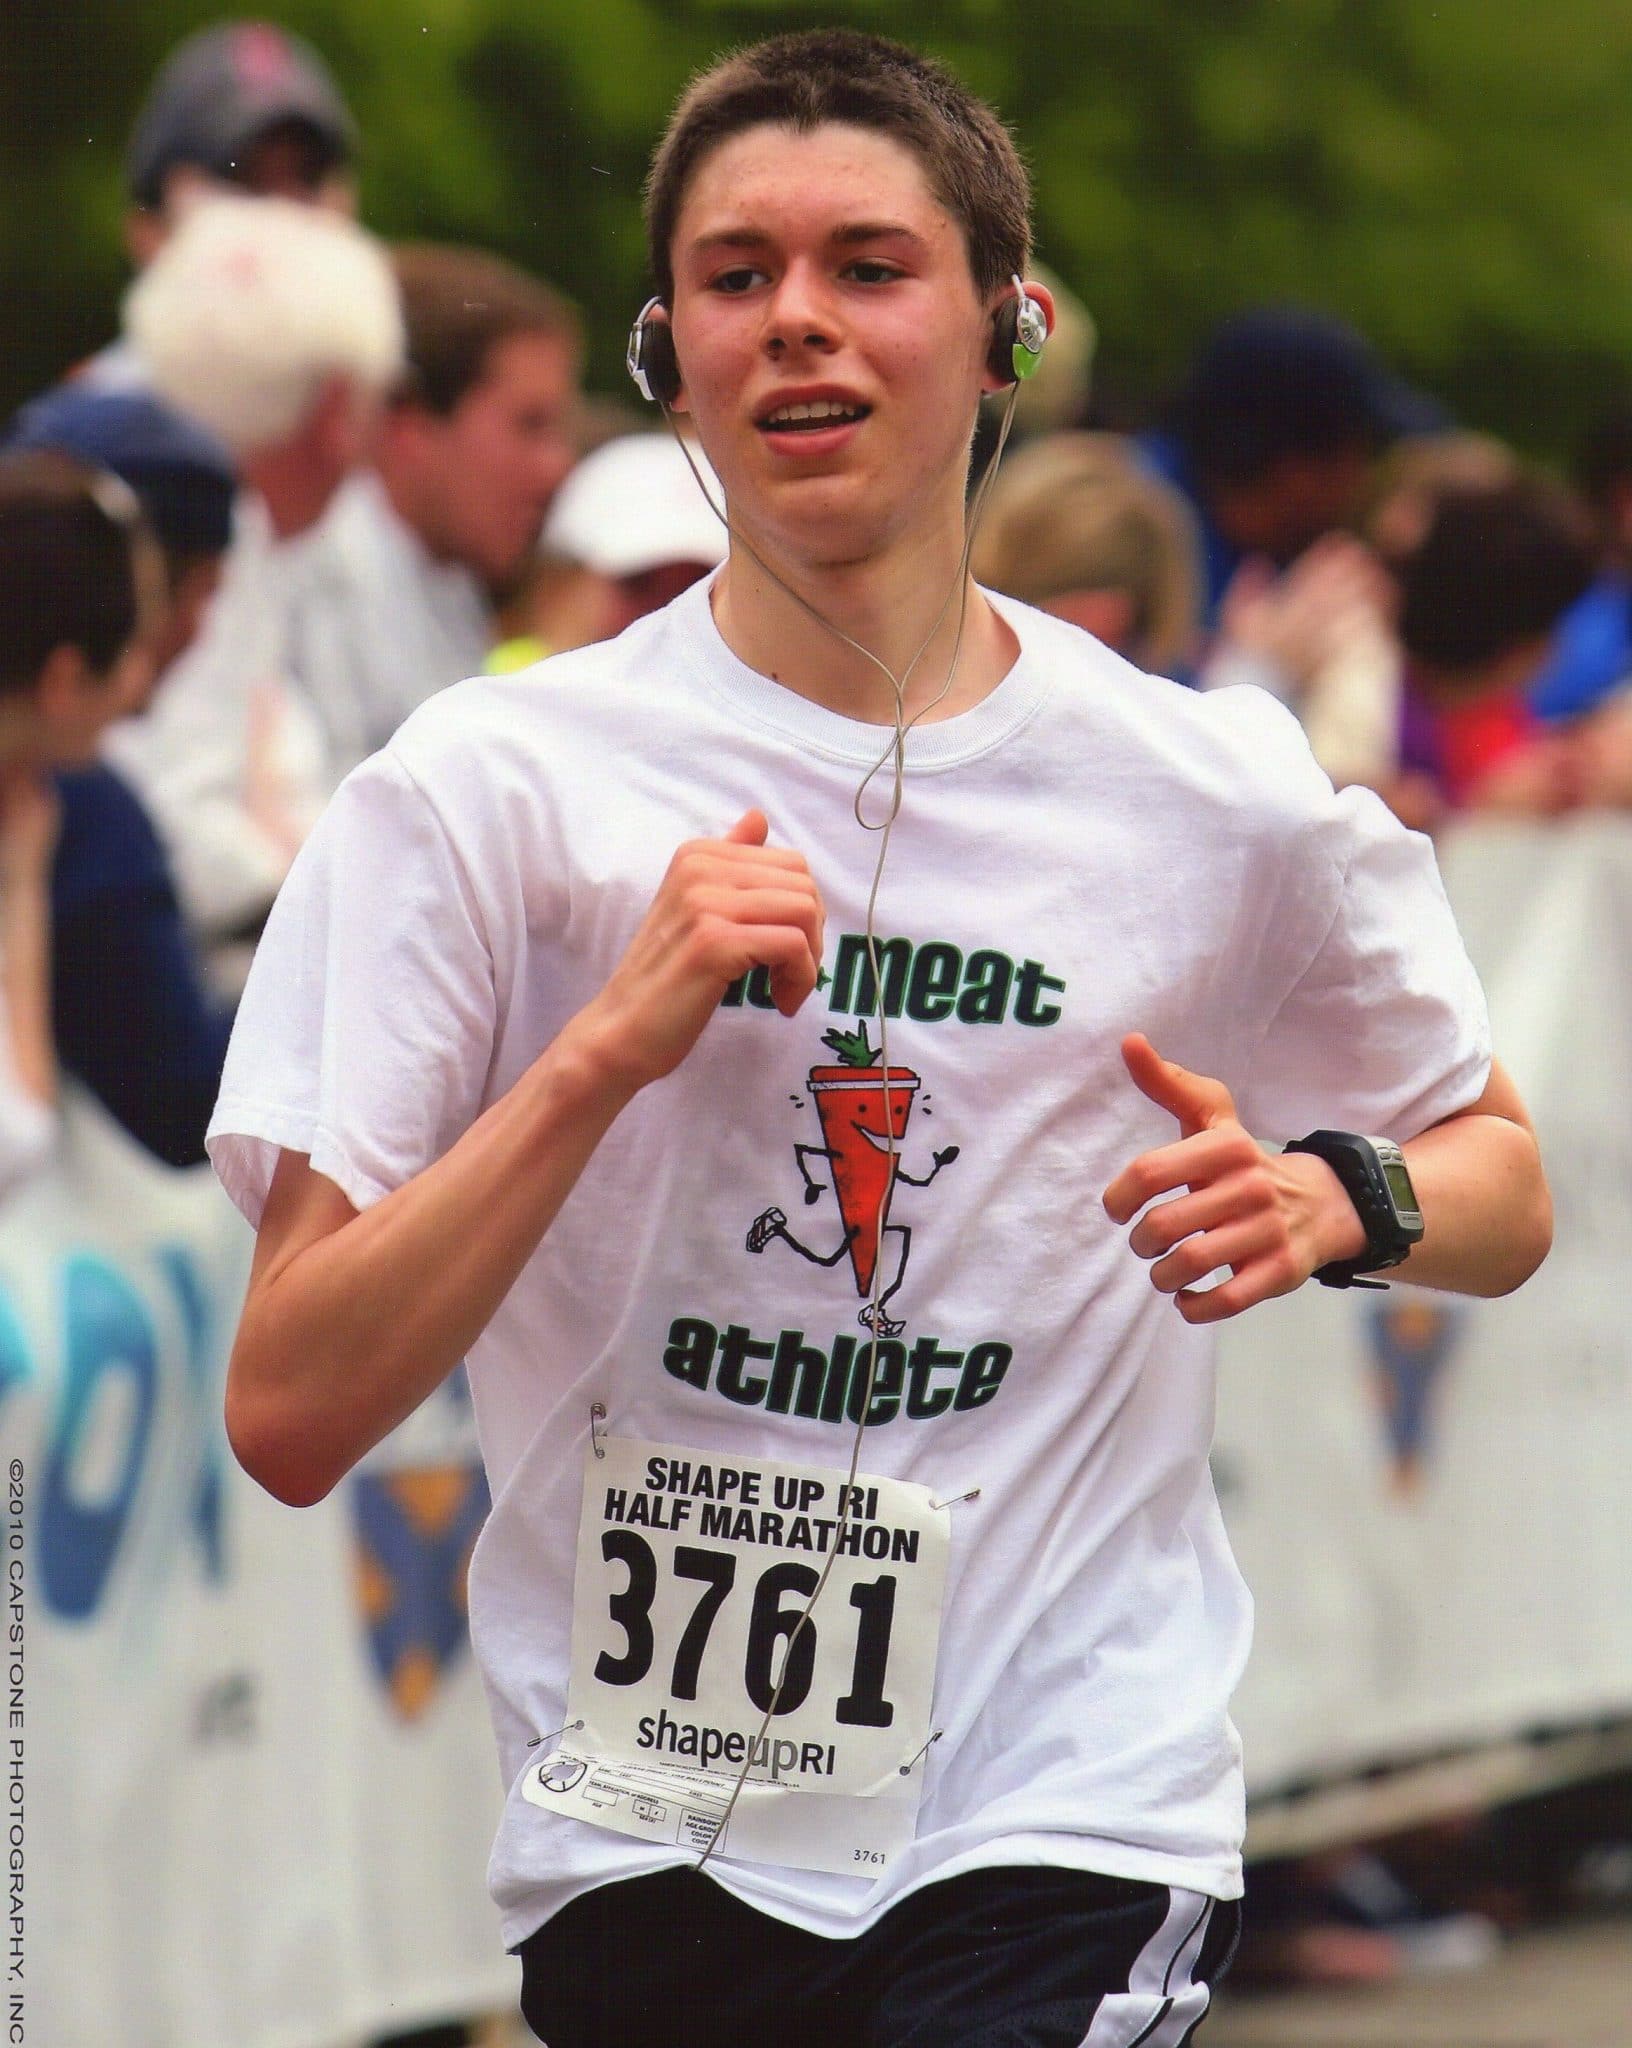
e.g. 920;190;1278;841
627;295;682;407
987;275;1048;386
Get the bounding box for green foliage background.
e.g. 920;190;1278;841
9;0;1632;451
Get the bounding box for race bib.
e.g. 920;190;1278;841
521;1437;951;1876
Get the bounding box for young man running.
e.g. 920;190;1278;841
210;32;1550;2047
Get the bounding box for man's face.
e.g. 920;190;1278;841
237;121;356;211
35;542;166;765
1211;447;1374;565
667;122;994;569
407;331;579;589
128;134;356;267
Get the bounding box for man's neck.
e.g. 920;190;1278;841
709;515;1016;726
376;455;443;562
244;447;339;542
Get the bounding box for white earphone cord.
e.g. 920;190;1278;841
661;378;1022;1871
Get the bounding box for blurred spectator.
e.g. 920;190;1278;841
124;195;399;514
1197;446;1592;812
0;455;162;1188
279;244;582;777
970;431;1200;675
8;386;236;675
1144;305;1445;626
1526;406;1632;724
1366;431;1522;557
509;430;726;661
1199;437;1524;794
2;392;241;1167
109;195;402;965
81;20;359;398
125;20;357;256
1386;476;1595;815
1201;535;1400;789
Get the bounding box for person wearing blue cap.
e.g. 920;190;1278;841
8;386;234;672
59;19;359;407
124;21;358;268
2;390;237;1167
1143;306;1447;633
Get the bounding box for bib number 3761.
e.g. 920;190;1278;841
595;1528;901;1728
533;1437;951;1876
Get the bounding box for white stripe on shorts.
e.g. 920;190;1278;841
1078;1886;1216;2048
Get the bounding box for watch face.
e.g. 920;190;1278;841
1382;1158;1418;1213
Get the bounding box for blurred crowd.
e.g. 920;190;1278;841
4;17;1630;2024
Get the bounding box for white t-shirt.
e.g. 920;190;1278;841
106;476;490;952
105;494;329;942
282;471;495;785
209;578;1490;1945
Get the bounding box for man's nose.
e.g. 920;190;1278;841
762;262;837;358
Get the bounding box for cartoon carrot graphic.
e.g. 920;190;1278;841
807;1023;920;1297
748;1022;959;1334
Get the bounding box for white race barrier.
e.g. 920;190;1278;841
4;1096;511;2048
8;818;1632;2047
1218;816;1632;1792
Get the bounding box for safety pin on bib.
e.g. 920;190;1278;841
899;1730;943;1777
527;1717;586;1752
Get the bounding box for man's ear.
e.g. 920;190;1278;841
309;373;379;470
124;209;167;271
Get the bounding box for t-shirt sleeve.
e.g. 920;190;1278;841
207;748;496;1227
1233;771;1492;1144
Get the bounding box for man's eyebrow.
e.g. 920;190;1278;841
685;221;931;258
687;228;775;258
831;221;928;250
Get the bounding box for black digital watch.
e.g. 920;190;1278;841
1282;1130;1424;1289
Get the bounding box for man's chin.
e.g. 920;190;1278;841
739;483;896;570
481;541;543;603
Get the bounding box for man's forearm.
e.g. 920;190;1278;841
227;1011;637;1505
1394;1105;1553;1297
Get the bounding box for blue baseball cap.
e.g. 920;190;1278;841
127;21;356;210
5;386;236;556
1174;306;1448;484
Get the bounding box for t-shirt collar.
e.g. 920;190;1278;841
672;570;1052;769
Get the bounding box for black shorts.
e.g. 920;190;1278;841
516;1863;1241;2048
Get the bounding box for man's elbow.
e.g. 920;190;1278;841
1514;1172;1555;1290
1484;1158;1555;1297
224;1372;344;1509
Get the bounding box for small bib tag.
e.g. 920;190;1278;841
522;1436;951;1876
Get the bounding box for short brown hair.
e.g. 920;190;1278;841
391;244;579;416
0;453;149;697
645;30;1031;305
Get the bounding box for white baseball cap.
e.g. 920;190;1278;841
543;432;727;577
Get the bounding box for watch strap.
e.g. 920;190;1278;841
1284;1129;1422;1289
